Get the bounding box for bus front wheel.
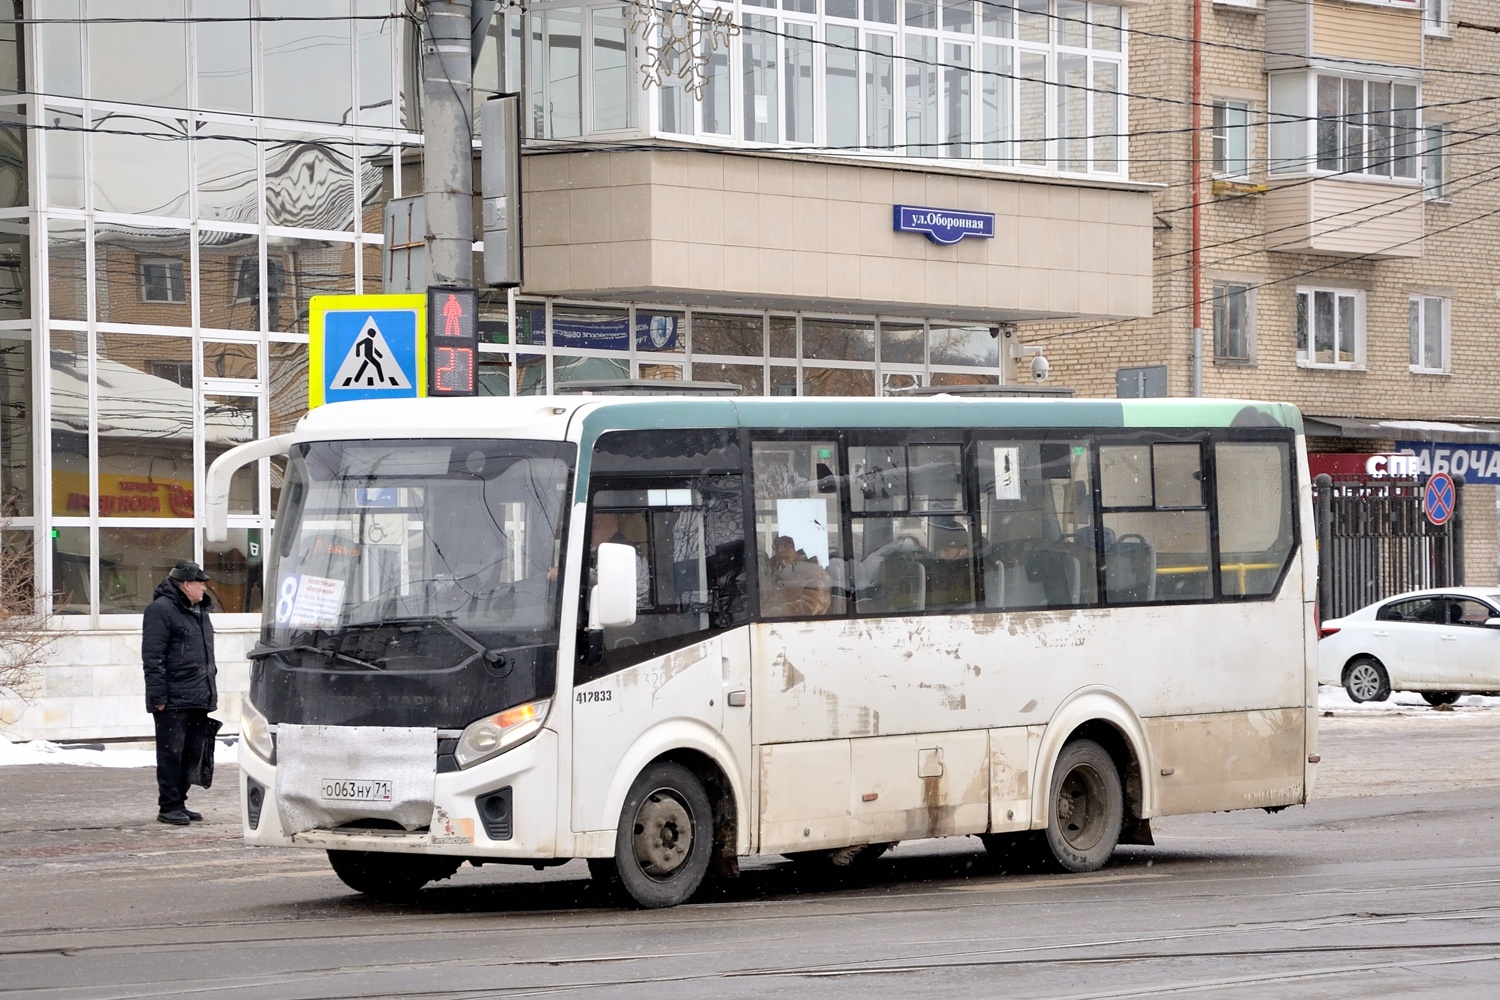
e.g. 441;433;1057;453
595;762;714;908
325;849;461;903
1041;739;1123;873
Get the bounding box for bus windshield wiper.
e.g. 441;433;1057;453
247;639;387;672
351;614;507;669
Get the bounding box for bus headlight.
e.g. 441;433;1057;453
241;693;274;764
456;699;550;768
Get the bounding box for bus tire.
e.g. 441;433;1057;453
602;762;714;908
1041;739;1123;873
1343;656;1390;703
325;849;461;903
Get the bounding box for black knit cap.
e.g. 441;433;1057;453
168;560;210;582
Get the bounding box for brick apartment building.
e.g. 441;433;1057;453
1021;0;1500;584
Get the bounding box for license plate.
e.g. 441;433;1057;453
320;778;392;802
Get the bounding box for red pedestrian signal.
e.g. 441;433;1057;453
426;286;479;397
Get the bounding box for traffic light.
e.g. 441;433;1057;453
426;286;479;396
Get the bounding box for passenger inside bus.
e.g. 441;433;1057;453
760;534;832;617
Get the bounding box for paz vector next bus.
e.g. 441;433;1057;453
207;395;1318;907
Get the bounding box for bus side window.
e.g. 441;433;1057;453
752;440;846;618
581;477;746;679
1215;441;1294;597
977;439;1097;610
1100;440;1213;603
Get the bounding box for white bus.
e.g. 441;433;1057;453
208;395;1318;907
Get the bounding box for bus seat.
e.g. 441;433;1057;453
1023;546;1080;606
1105;533;1156;603
875;551;926;613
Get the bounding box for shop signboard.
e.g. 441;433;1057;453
1393;441;1500;487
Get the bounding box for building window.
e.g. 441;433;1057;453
604;0;1126;175
1409;295;1448;373
1314;76;1419;179
1212;281;1253;362
1424;0;1448;35
149;360;194;388
1424;124;1446;199
139;257;185;303
1296;288;1362;368
1212;100;1250;178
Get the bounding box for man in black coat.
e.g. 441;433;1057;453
142;561;218;825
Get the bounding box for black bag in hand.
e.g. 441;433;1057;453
186;716;224;789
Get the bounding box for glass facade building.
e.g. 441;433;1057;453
0;1;1136;634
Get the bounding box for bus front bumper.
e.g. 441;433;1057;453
238;728;560;858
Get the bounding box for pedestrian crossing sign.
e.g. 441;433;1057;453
309;294;426;408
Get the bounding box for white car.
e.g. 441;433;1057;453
1318;587;1500;706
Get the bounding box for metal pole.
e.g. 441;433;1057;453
1314;473;1333;623
423;0;475;287
1452;473;1465;586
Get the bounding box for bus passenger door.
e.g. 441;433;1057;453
570;475;752;839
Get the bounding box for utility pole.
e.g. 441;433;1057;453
421;0;474;287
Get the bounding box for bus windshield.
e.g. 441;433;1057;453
267;439;573;657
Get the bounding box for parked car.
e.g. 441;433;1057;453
1318;587;1500;705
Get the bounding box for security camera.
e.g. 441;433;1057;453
1030;354;1050;382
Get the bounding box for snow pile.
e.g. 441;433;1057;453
0;730;239;768
1317;685;1500;713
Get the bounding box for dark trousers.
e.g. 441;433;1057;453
153;709;209;812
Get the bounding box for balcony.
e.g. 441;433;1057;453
1266;0;1423;71
1264;177;1423;258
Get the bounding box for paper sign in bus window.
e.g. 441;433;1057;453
774;498;831;565
994;446;1022;500
276;573;346;629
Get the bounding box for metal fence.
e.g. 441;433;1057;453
1314;474;1463;622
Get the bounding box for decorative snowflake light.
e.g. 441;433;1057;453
624;0;740;98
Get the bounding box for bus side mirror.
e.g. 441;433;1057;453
590;542;638;630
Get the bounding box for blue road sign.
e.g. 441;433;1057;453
309;294;427;407
1424;471;1455;526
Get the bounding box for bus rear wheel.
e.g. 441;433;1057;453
594;762;714;908
325;850;461;903
1041;739;1123;873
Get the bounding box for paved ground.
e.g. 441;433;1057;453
2;704;1499;998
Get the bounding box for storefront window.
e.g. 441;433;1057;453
91;113;190;218
263;0;353;124
48;332;88;516
89;0;187;108
196;0;254;114
197;123;259;225
44;107;85;210
99;526;193;614
804;367;875;395
267;132;355;232
51;525;89;615
0;221;29;319
199;230;261;332
266;235;357;333
0;110;27;209
94;333;195;520
693;361;764;394
204;526;265;614
930;324;999;367
694;313;762;357
94;224;193;328
38;0;83;98
880;321;924;364
206;394;260;515
803;318;874;362
637;310;684;356
0;335;31;516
